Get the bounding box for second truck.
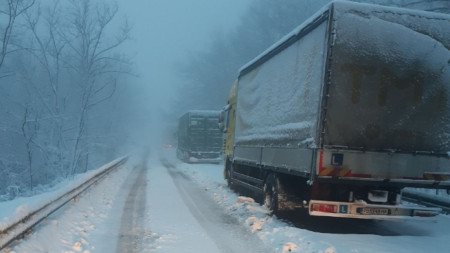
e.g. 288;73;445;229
219;1;450;219
177;110;222;163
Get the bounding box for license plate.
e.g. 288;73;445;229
363;208;389;215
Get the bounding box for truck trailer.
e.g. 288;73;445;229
219;1;450;219
177;110;222;163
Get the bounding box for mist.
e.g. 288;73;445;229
116;0;252;149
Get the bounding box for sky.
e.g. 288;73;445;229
118;0;251;114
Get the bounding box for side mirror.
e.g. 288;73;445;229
219;104;230;133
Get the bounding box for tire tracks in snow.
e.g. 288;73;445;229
162;159;273;253
115;164;149;253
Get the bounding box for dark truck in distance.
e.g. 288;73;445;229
219;1;450;219
177;110;222;163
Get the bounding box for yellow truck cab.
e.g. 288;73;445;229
219;81;237;183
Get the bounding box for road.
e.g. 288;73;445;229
160;159;272;253
115;164;148;253
6;151;450;253
92;155;272;253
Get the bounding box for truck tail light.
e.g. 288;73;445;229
412;210;438;217
312;204;338;213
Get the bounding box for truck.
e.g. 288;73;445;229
219;0;450;219
177;110;222;163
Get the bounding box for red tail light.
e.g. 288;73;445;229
412;210;438;217
312;204;338;213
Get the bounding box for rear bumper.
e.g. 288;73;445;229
309;200;441;220
188;156;222;164
177;148;222;163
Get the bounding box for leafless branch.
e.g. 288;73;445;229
0;0;36;70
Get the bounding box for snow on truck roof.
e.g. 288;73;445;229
238;0;450;77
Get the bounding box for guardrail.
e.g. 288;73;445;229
402;189;450;214
0;156;128;250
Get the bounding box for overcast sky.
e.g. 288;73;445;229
119;0;251;106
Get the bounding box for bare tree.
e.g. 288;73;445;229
63;0;130;175
20;106;38;191
0;0;35;76
0;0;133;199
23;0;70;177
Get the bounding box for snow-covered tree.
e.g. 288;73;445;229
0;0;134;199
0;0;35;76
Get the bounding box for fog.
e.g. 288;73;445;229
116;0;251;147
0;0;448;200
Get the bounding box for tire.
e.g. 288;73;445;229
225;159;234;189
226;167;232;186
263;173;279;213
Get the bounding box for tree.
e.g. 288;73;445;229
0;0;35;76
23;0;69;177
63;0;131;174
0;0;134;200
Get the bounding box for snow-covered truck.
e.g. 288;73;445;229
177;110;222;163
219;1;450;219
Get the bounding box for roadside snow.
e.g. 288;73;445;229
0;158;126;232
2;158;133;253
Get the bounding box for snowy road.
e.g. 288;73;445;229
161;159;272;253
4;150;450;252
116;163;148;253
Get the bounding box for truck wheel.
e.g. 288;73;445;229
263;174;279;213
225;160;235;189
226;167;232;186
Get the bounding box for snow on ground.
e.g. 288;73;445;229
0;176;88;231
3;149;450;253
0;157;127;232
144;154;223;252
2;158;135;253
404;187;450;202
160;148;450;253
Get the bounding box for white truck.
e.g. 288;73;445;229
219;1;450;219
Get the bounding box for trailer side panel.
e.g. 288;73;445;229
323;2;450;153
234;18;329;174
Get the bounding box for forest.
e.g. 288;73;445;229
0;0;133;199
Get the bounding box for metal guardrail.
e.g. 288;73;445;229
402;190;450;214
0;156;128;250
